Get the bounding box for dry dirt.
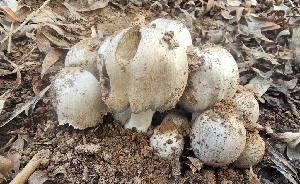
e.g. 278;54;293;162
1;0;300;183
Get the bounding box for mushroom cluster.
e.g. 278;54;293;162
51;18;264;169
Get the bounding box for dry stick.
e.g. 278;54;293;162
10;149;51;184
7;23;14;53
0;0;51;44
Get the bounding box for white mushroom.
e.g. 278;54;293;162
179;44;239;113
230;85;260;124
51;67;108;129
65;40;100;77
190;100;246;167
150;112;188;159
232;132;265;169
98;19;192;132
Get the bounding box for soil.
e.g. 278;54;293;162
1;0;300;183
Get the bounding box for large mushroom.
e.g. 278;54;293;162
98;19;192;132
179;44;239;114
51;67;108;129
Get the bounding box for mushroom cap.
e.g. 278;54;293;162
150;18;192;48
179;44;239;113
190;100;246;167
162;112;191;137
51;67;108;129
150;118;184;159
99;20;190;113
231;85;259;124
232;132;265;169
65;40;99;77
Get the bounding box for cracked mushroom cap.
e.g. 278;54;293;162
190;100;246;167
179;44;239;113
150;114;185;159
231;85;260;124
232;132;265;169
51;67;108;129
98;20;190;114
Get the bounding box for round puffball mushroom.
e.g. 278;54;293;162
179;44;239;113
51;67;108;129
65;40;100;77
230;85;259;124
232;132;265;169
98;19;192;132
190;100;246;167
150;113;187;159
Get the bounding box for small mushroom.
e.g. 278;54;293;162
232;132;265;169
190;100;246;167
65;40;100;77
51;67;108;129
230;85;259;124
150;112;189;159
98;19;192;132
179;44;239;113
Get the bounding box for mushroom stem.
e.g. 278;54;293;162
125;109;155;132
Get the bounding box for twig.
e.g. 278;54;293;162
7;23;14;53
10;149;51;184
0;0;51;44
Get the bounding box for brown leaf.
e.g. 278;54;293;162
0;5;20;23
7;135;27;176
205;0;215;14
187;157;203;173
220;10;235;20
260;22;281;31
36;29;52;53
41;28;70;49
0;85;50;128
41;48;64;78
249;166;261;184
77;0;110;12
267;143;299;184
2;60;21;89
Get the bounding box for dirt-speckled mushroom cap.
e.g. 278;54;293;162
150;119;184;159
179;44;239;113
232;132;265;169
161;112;191;137
231;85;260;124
65;40;100;77
51;67;108;129
190;100;246;167
98;22;189;113
150;18;192;48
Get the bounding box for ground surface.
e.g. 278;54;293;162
1;0;300;183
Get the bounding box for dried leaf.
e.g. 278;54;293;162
0;85;50;128
36;29;51;53
226;0;241;6
205;0;215;13
41;48;64;78
63;2;87;21
77;0;109;12
0;90;11;115
187;157;203;173
267;143;299;184
249;68;273;97
7;135;27;175
0;5;20;23
220;10;235;20
28;170;50;184
249;166;261;184
41;28;70;49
